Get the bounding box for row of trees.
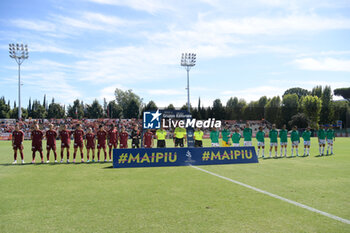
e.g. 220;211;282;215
0;87;349;128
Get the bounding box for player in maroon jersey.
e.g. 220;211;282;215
59;124;71;163
107;124;118;162
45;124;58;163
73;124;85;163
85;127;95;162
96;125;107;162
12;124;25;164
143;129;154;148
119;126;129;149
31;124;44;163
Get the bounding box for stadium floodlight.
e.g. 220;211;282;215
9;43;29;120
180;52;196;113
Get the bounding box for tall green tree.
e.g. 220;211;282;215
311;86;323;98
283;87;310;99
265;96;281;125
67;99;84;119
47;103;65;119
332;101;348;127
257;96;268;120
10;108;28;119
43;94;47;110
225;97;238;120
125;99;140;118
281;94;299;125
165;104;175;110
320;86;333;124
115;89;142;118
288;113;310;128
107;101;122;118
144;101;158;111
243;101;258;120
0;97;10;118
212;99;225;119
30;100;47;119
301;95;322;128
236;99;247;120
334;87;350;101
85;99;104;119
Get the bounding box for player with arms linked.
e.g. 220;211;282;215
302;126;312;156
12;124;25;164
59;125;72;163
108;124;118;161
326;125;335;155
46;124;58;163
143;129;154;148
97;125;107;162
85;127;95;162
31;124;44;163
279;125;288;157
73;124;85;163
119;126;129;149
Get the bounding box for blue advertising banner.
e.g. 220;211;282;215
113;147;258;168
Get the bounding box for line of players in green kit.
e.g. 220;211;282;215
209;123;335;158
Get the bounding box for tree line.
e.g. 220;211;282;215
0;86;349;128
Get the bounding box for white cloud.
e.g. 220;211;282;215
99;85;125;101
195;15;350;36
293;57;350;72
10;19;56;32
221;86;286;101
30;43;72;54
145;89;184;95
86;0;175;14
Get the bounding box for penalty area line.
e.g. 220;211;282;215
191;165;350;225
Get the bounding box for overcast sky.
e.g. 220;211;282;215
1;0;350;108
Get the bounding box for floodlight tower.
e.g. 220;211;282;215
9;43;29;120
180;53;196;113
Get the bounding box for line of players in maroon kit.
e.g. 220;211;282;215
11;123;154;164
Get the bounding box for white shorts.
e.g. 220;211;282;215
292;141;299;146
304;141;310;146
232;143;240;147
244;141;252;146
327;139;333;144
280;142;287;146
257;142;265;147
319;139;326;145
270;142;278;147
211;143;220;147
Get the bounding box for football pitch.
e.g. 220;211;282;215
1;138;349;233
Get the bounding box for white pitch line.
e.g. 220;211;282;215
191;165;350;225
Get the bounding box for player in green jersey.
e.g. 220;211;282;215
279;125;288;157
302;126;312;156
269;124;278;158
326;125;335;155
221;125;231;147
256;126;265;158
210;128;220;147
318;125;326;156
243;123;253;146
290;126;300;157
231;127;241;147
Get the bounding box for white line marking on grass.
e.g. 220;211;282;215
191;165;350;225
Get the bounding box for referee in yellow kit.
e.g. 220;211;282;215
194;127;203;147
174;125;187;147
156;125;167;148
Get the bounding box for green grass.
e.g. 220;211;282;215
0;138;349;232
